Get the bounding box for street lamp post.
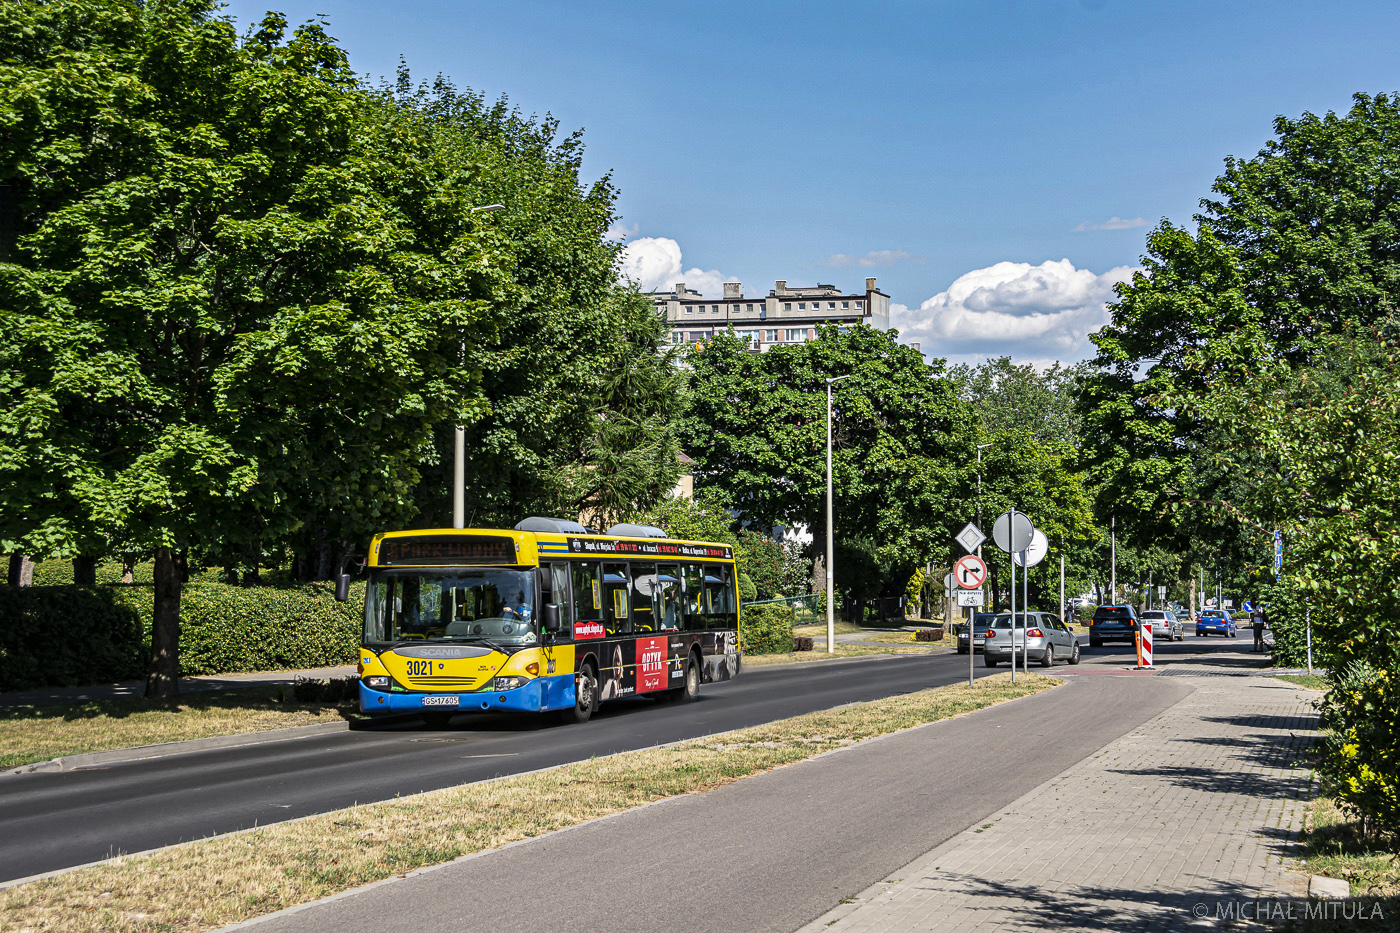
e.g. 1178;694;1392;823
973;443;993;686
826;374;853;654
452;204;506;529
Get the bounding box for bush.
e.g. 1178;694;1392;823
1317;661;1400;839
0;581;363;692
292;675;359;704
740;604;795;655
737;572;758;603
914;627;944;642
793;636;814;652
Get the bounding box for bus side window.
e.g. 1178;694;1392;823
682;563;706;631
572;562;604;628
631;562;657;632
550;563;571;631
603;563;630;636
655;564;681;631
702;564;734;629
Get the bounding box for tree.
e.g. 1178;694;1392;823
949;356;1085;446
680;325;979;595
0;2;497;694
1079;93;1400;557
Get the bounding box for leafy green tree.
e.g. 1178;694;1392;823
949;356;1085;445
0;2;496;694
680;325;979;595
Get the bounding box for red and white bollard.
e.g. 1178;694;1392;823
1137;622;1154;669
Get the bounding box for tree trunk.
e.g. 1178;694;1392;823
121;553;135;584
8;553;34;587
146;547;181;698
1188;574;1197;622
72;555;97;586
241;566;260;587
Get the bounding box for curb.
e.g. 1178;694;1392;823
1;712;425;777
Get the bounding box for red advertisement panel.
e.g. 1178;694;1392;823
573;621;606;641
635;636;668;692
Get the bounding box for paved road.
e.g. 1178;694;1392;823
242;670;1193;933
5;649;970;884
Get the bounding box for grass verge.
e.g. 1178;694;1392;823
1274;673;1329;691
0;672;1059;933
0;689;361;770
742;643;937;666
1291;796;1399;931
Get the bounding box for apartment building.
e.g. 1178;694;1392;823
650;277;890;350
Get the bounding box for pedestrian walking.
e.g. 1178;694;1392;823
1251;602;1267;652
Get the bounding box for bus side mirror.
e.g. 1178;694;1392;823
542;603;561;634
334;574;351;603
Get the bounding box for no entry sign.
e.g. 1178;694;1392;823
954;554;988;589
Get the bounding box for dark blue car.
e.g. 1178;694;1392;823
1195;610;1237;637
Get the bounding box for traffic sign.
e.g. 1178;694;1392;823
943;572;955;598
954;554;988;589
955;522;986;554
992;510;1034;554
1012;529;1048;569
957;589;985;607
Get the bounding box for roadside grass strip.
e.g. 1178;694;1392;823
1294;796;1400;931
1273;673;1328;691
0;672;1058;933
741;644;936;665
0;689;360;770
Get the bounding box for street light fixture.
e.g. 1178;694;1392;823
453;204;506;529
825;374;854;654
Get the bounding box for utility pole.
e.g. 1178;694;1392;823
1110;514;1116;603
454;204;505;529
974;443;992;687
825;374;853;654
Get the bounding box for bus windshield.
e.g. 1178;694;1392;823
364;570;537;646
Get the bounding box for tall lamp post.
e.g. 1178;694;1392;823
452;204;506;529
825;374;853;653
972;443;993;686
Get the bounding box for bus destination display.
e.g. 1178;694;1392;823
565;537;732;560
378;536;517;566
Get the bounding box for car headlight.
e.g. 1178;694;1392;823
365;676;390;689
494;676;529;691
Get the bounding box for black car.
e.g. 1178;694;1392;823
1088;604;1139;647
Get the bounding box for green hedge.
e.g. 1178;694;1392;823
740;604;795;655
0;582;362;692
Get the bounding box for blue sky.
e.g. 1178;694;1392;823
223;0;1400;364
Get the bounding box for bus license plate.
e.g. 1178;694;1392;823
421;696;459;707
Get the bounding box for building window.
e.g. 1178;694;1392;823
786;328;806;342
854;301;864;310
685;306;693;314
671;332;682;344
745;303;753;313
765;329;778;341
828;302;836;310
711;305;719;313
842;301;849;309
798;302;807;310
783;303;791;312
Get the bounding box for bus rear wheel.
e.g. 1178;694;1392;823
560;663;597;725
662;654;702;703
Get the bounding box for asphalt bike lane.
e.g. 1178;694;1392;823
4;650;969;884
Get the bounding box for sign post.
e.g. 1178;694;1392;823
993;510;1035;682
956;522;985;686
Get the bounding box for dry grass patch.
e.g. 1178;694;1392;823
0;672;1058;933
0;689;360;770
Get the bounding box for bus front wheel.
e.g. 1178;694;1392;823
561;663;597;725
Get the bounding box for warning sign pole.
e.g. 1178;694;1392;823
1136;622;1154;669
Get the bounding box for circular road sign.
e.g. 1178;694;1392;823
1012;528;1049;569
992;510;1035;554
954;554;988;589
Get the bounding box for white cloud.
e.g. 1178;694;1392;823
603;221;638;242
1073;216;1148;231
825;249;926;268
891;258;1139;365
617;235;736;297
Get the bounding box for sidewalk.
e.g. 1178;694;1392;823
799;665;1319;932
0;665;357;708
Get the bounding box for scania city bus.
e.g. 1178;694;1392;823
341;517;741;725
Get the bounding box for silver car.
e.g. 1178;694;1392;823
955;613;999;654
1139;609;1184;642
983;612;1081;667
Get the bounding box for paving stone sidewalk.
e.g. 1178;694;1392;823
799;672;1320;932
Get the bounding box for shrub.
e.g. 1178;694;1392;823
1317;661;1400;839
292;675;359;705
793;636;814;652
740;604;795;655
914;628;944;642
0;581;363;692
737;572;758;603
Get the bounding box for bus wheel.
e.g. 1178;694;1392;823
560;664;597;725
679;655;701;703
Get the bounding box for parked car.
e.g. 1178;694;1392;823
1196;609;1237;637
1088;604;1139;647
955;613;1000;654
983;612;1080;667
1139;609;1184;642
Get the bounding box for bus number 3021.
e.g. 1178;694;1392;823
406;660;436;675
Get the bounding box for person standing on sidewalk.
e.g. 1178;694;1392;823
1251;602;1267;652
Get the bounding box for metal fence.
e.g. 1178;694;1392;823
740;593;822;627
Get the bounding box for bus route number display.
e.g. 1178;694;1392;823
378;536;517;565
565;537;732;560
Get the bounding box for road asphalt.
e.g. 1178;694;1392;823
232;658;1191;933
4;648;967;883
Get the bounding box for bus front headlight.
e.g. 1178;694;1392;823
494;676;528;691
364;676;390;689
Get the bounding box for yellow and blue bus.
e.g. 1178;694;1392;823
348;518;741;725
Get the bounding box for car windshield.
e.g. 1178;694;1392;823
1094;608;1133;620
1142;612;1166;619
991;614;1035;628
364;570;537;646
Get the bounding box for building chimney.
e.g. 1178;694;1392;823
675;283;685;297
865;277;877;292
723;282;742;299
775;280;787;294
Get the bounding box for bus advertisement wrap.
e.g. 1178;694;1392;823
566;537;732;560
